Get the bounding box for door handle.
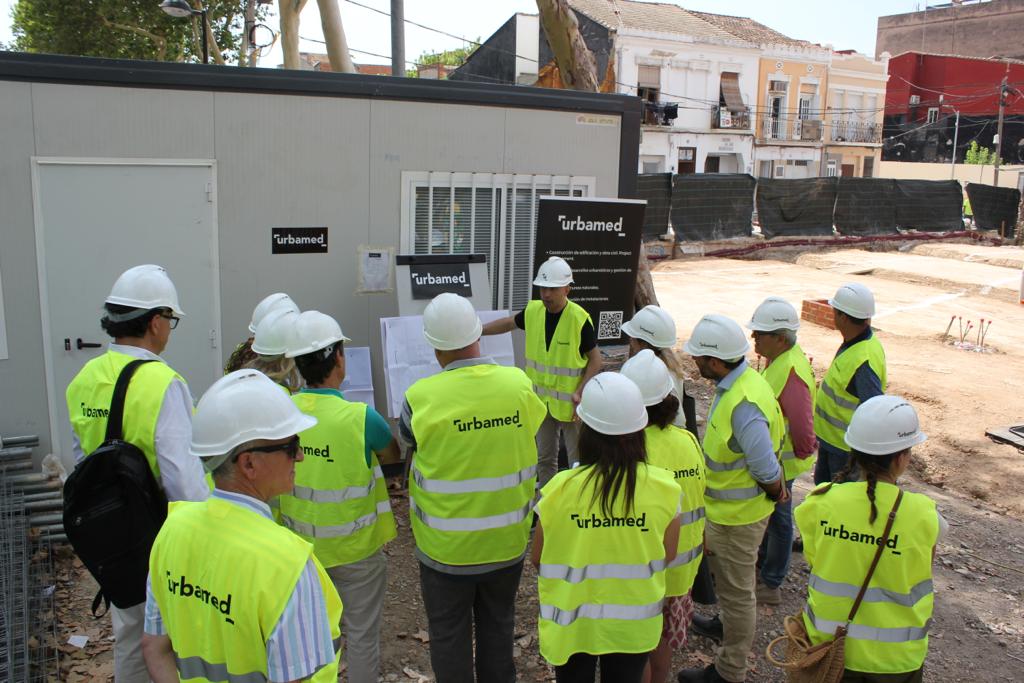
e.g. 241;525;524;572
64;338;71;352
76;338;102;350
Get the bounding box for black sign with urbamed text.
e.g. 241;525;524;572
409;262;473;300
272;227;328;254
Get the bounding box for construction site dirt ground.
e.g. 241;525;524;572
52;241;1024;682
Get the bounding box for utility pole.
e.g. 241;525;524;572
391;0;405;77
994;69;1008;187
241;0;256;67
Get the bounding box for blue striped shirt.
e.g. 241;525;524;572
143;489;335;682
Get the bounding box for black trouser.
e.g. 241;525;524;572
691;553;718;605
555;652;650;683
842;668;924;683
418;560;523;683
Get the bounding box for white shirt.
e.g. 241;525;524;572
71;343;209;502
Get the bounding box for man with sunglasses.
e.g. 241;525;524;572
143;369;343;683
65;264;208;683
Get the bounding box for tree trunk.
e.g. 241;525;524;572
279;0;308;69
535;0;599;92
317;0;355;73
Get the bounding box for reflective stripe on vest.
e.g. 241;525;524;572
524;300;591;422
175;654;266;683
410;497;531;532
539;559;666;583
814;335;886;453
526;359;584;377
282;500;392;539
290;467;383;503
679;507;705;526
805;603;931;642
540;600;664;626
702;367;784;525
667;542;704;569
413;463;537;494
809;574;934;608
405;363;545;566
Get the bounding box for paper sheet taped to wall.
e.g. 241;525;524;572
339;346;375;410
0;261;7;360
380;310;515;418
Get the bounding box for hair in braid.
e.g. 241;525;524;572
645;393;680;430
808;457;858;497
852;449;899;524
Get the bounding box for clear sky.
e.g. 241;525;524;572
1;0;920;66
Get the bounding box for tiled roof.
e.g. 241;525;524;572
889;50;1024;66
688;11;811;48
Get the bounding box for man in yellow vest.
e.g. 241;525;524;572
279;311;398;683
65;264;208;683
678;314;787;683
481;256;602;487
814;283;886;484
746;297;818;606
142;369;342;683
399;293;546;682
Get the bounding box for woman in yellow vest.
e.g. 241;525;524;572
532;372;682;683
795;395;942;683
620;350;706;683
244;305;304;392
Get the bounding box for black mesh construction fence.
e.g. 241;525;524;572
755;177;838;238
671;173;755;241
637;173;672;239
834;178;898;235
966;183;1019;236
894;179;964;232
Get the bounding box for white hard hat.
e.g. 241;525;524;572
576;372;648;435
532;256;573;287
286;310;351;359
829;282;876;319
844;395;927;456
747;297;801;332
251;308;300;357
621;305;677;348
422;293;482;351
190;369;317;460
249;293;298;334
619;349;674;406
683;314;750;360
105;265;185;317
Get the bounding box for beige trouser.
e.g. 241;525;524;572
535;412;580;488
327;550;388;683
705;516;771;682
112;604;151;683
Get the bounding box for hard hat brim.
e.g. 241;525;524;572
843;429;927;455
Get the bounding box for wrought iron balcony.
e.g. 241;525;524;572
829;120;883;144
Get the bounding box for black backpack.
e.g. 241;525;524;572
63;359;169;614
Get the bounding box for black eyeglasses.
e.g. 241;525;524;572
239;436;301;461
159;313;181;330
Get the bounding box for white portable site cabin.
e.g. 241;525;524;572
0;52;641;470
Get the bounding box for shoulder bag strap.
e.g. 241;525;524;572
103;359;156;442
847;489;904;623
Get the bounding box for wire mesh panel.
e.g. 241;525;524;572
0;481;30;681
637;173;672;239
894;179;964;232
966;183;1020;236
835;177;899;235
671;173;755;241
756;177;838;238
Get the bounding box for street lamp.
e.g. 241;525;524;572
942;104;960;179
160;0;208;64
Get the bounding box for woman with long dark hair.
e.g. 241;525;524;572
532;372;682;683
795;395;943;683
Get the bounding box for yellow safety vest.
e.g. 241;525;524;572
702;367;785;526
644;424;705;596
761;344;817;480
406;363;546;566
279;390;397;568
149;497;343;683
814;335;887;453
794;482;937;674
66;349;184;480
524;300;592;422
536;463;680;666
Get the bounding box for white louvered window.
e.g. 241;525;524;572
402;172;595;311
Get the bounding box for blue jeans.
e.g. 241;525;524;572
758;480;794;589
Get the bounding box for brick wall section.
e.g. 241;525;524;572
801;299;836;330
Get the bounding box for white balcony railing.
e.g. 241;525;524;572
830;119;882;144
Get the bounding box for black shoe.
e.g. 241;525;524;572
676;663;736;683
690;613;724;644
792;537;804;553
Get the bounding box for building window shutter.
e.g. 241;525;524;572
719;72;745;113
638;65;661;88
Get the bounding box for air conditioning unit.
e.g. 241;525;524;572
800;119;822;141
909;95;921;105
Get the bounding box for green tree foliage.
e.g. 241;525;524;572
964;140;1001;165
11;0;265;64
405;43;478;77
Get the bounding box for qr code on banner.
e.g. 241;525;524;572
597;311;624;340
